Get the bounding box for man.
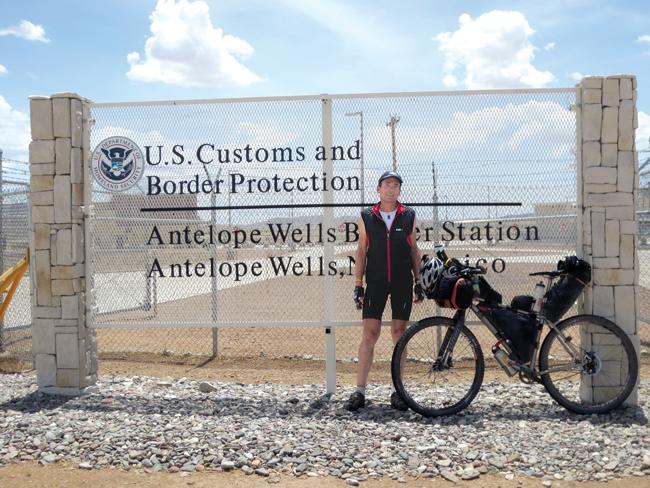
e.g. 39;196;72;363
345;171;424;411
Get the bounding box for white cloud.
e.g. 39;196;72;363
637;111;650;150
0;65;7;76
0;20;50;42
0;96;31;160
442;74;458;87
570;72;584;82
544;42;556;51
127;0;263;87
366;100;574;159
435;10;555;89
637;35;650;55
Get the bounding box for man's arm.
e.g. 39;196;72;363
355;218;367;284
410;218;423;303
410;218;421;279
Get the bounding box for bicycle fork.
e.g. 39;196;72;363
433;310;466;371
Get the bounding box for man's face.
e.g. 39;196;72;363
377;177;401;203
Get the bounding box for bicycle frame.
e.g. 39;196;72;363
432;271;586;379
435;309;467;368
434;310;581;383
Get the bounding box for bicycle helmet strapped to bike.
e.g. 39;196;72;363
419;255;444;299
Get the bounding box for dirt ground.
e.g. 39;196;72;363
2;353;650;386
1;461;647;488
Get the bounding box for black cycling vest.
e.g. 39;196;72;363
362;202;415;284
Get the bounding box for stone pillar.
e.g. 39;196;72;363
578;75;639;405
29;93;97;395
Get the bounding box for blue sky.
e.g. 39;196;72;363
1;0;649;161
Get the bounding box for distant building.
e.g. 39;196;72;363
92;193;199;250
534;202;577;216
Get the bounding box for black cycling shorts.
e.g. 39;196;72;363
362;279;413;321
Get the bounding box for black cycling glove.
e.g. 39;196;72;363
353;285;365;309
414;282;425;302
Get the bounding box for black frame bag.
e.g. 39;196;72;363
511;295;534;312
482;306;538;364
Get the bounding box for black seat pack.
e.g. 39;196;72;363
476;276;502;304
541;256;591;323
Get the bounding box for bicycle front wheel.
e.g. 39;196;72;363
391;316;484;417
539;314;638;414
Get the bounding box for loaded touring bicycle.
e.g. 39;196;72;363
391;248;638;417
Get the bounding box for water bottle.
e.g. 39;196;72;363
493;347;517;376
532;281;546;313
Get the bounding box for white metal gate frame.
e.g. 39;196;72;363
87;87;579;392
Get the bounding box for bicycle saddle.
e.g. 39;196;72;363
529;270;561;277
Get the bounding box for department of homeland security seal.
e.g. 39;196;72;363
91;136;145;192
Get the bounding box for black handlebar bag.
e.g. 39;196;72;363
432;271;474;309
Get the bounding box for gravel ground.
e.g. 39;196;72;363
1;374;649;485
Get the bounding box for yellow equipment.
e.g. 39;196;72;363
0;251;29;321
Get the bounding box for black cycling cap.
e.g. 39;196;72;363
378;171;403;185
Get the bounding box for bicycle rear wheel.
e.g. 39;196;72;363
539;314;638;414
391;316;484;417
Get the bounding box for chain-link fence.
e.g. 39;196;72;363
636;142;650;356
0;90;645;382
0;154;32;363
89;89;582;366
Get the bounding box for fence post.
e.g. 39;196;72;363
29;93;97;395
210;190;218;358
322;96;337;394
577;75;639;405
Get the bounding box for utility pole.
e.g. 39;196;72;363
432;161;440;244
386;115;400;171
431;160;442;334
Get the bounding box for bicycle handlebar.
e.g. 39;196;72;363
461;266;487;276
451;265;486;277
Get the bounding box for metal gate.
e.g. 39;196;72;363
87;89;578;359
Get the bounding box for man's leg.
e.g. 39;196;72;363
390;319;410;410
345;283;388;411
389;283;413;410
356;318;382;388
344;319;381;411
390;319;408;345
391;319;409;394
